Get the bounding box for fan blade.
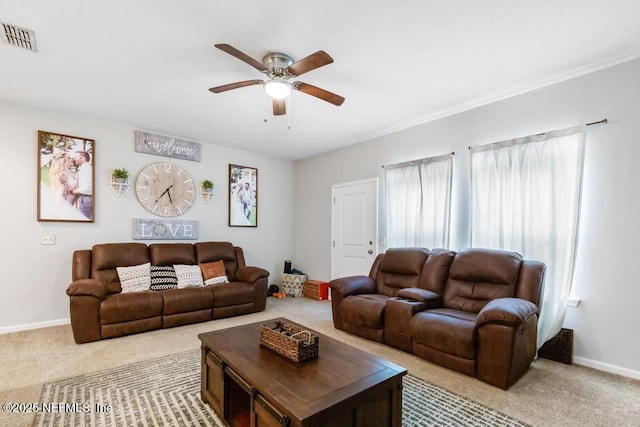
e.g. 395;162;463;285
209;79;263;93
287;50;333;76
215;43;268;72
293;82;345;106
273;98;286;116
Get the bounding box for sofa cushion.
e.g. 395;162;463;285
340;294;389;329
195;242;239;280
410;308;478;360
100;292;163;325
211;282;254;307
174;264;204;288
150;243;196;266
162;287;214;315
150;265;178;291
200;260;229;286
443;248;522;313
116;262;151;293
375;248;430;296
92;243;150;294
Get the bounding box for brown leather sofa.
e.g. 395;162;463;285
329;247;545;389
66;241;268;344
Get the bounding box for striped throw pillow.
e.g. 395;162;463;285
150;266;178;291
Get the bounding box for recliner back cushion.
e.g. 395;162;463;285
149;243;196;266
443;248;522;313
376;248;430;296
194;242;239;280
91;243;150;294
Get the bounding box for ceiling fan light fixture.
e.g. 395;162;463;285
264;79;291;99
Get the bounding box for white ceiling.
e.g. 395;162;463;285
1;1;640;160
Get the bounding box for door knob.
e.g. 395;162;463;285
368;250;373;254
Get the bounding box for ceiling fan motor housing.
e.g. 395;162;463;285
263;52;294;78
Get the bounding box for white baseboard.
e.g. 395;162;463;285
573;356;640;380
0;318;70;335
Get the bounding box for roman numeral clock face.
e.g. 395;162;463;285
135;162;196;217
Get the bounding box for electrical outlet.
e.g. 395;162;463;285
41;234;55;245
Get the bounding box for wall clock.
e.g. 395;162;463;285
135;162;196;217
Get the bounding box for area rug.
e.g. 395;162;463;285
33;349;529;427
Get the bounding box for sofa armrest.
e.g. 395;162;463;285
235;266;269;284
329;276;376;297
477;297;538;327
66;279;106;299
397;288;441;304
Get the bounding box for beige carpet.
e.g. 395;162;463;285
32;350;529;427
1;297;639;427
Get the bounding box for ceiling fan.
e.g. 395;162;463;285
209;43;345;116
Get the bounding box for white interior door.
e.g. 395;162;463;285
331;178;378;279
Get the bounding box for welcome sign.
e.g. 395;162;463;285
134;131;201;162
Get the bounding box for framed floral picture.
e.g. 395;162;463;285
228;164;257;227
37;130;95;222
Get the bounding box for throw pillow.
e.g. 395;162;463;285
150;265;178;291
116;262;151;293
200;260;230;286
174;264;204;288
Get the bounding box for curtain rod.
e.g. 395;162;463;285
382;152;455;168
586;118;608;126
466;119;608;150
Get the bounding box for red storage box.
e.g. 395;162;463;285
303;280;329;300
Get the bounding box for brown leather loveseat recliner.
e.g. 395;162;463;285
67;241;268;344
329;247;545;389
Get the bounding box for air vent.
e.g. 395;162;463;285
1;22;37;52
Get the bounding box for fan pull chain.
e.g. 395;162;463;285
263;93;269;123
287;95;292;130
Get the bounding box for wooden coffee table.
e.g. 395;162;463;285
199;318;406;427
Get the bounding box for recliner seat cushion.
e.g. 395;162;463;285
100;292;163;325
410;308;478;360
163;287;213;315
340;294;389;329
212;282;254;307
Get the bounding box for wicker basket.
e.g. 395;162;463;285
260;320;319;363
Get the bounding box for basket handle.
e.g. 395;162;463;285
290;330;312;345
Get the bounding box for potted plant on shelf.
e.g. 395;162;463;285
110;168;130;196
200;179;215;203
112;168;129;183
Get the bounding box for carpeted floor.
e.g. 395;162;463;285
1;297;639;427
33;349;530;427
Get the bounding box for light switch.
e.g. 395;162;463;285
41;234;55;245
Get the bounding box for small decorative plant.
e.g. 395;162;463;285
110;167;130;196
112;168;129;181
200;179;215;203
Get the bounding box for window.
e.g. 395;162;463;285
384;154;453;249
470;125;586;348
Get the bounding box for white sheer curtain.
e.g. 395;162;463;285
470;125;586;349
385;154;453;249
